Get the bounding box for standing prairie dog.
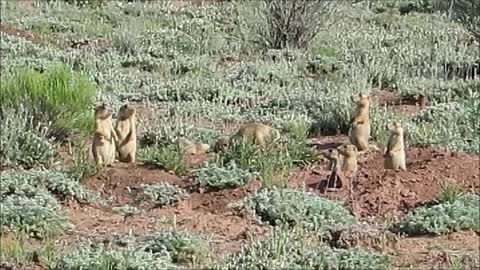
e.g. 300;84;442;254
349;94;370;153
384;122;407;171
213;123;281;152
337;144;358;173
177;137;210;155
115;104;137;163
92;105;117;169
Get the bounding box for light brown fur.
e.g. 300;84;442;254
115;104;137;163
418;94;428;110
177;138;210;155
316;148;348;192
213;123;280;152
384;122;407;171
92;105;117;169
349;94;370;153
337;144;358;173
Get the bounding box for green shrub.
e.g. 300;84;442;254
0;172;73;238
390;193;480;236
196;161;259;190
229;188;355;233
0;107;59;169
139;144;189;176
139;183;188;207
219;226;389;270
143;230;210;264
0;64;96;140
1;170;98;204
55;244;175;270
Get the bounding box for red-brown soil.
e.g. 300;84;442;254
374;90;422;116
291;145;480;221
0;24;42;44
389;230;480;269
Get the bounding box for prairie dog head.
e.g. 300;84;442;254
351;94;370;108
213;137;230;153
387;122;403;136
118;104;136;120
319;148;339;162
95;105;113;119
337;144;358;157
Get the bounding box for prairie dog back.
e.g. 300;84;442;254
92;105;117;168
115;104;137;163
337;144;358;173
384;122;406;171
349;94;371;152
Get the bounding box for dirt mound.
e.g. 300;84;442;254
293;146;480;221
70;162;266;254
81;163;181;207
0;24;42;44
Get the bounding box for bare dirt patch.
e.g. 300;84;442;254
291;145;480;221
374;90;422;116
389;230;480;269
72;162;266;255
0;24;42;44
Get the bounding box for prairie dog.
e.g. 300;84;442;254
213;123;280;152
115;104;137;163
337;144;358;173
418;94;428;110
177;138;210;155
317;148;340;171
384;122;406;171
92;105;117;168
349;94;370;153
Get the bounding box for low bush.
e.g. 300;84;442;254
2;170;98;203
0;172;71;239
219;226;389;270
139;183;188;207
143;230;210;264
55;244;175;270
0;64;96;140
229;188;355;233
196;161;259;191
0;107;59;169
390;193;480;236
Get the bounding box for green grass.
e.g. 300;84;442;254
0;64;96;140
139;144;189;177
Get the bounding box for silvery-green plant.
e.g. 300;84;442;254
55;244;175;270
196;161;259;190
0;107;59;169
229;188;356;233
390;193;480;236
142;230;211;264
139;183;188;207
219;225;389;270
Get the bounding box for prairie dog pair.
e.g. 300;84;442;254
317;144;358;192
349;94;370;153
384;122;406;171
92;104;137;168
320;144;358;173
213;123;281;153
176;137;210;155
